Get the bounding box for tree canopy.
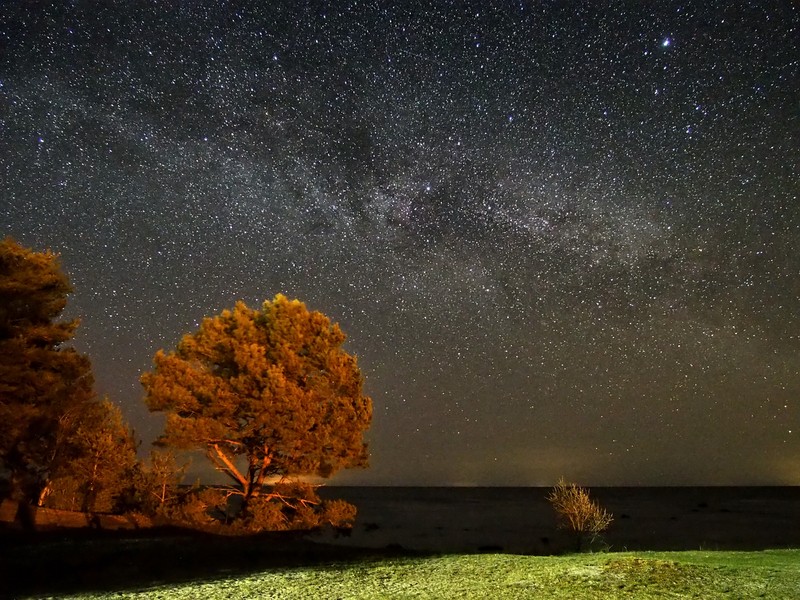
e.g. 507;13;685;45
42;399;139;513
141;294;372;502
0;237;96;504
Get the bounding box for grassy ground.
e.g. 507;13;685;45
18;548;800;599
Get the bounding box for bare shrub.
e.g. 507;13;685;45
547;477;613;551
322;499;357;530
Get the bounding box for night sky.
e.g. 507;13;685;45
2;2;798;486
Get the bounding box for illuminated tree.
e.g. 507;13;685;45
132;449;188;515
547;477;613;551
0;237;95;506
141;294;372;510
43;399;139;513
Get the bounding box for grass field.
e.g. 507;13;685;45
40;549;800;600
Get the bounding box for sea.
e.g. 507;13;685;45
315;486;800;554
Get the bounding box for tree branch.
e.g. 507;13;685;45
254;447;273;489
261;492;319;508
206;443;247;490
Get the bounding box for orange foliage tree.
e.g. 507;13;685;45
43;399;139;513
141;294;372;511
0;237;95;507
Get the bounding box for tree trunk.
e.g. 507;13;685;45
82;453;100;513
37;482;52;507
9;475;35;530
208;443;249;495
15;501;35;531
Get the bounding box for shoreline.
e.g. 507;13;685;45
316;485;800;554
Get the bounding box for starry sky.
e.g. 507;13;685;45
2;1;798;486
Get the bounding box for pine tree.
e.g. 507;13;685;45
0;237;95;506
43;399;139;513
141;295;372;508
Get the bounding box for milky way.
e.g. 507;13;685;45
2;2;798;485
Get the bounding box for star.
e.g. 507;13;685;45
1;1;796;486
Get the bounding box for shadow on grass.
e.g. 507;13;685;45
0;526;430;598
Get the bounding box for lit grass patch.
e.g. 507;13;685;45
603;557;715;595
38;549;800;600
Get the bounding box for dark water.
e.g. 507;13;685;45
316;487;800;554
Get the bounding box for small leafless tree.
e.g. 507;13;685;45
547;477;613;551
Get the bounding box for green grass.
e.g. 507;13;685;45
46;549;800;599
